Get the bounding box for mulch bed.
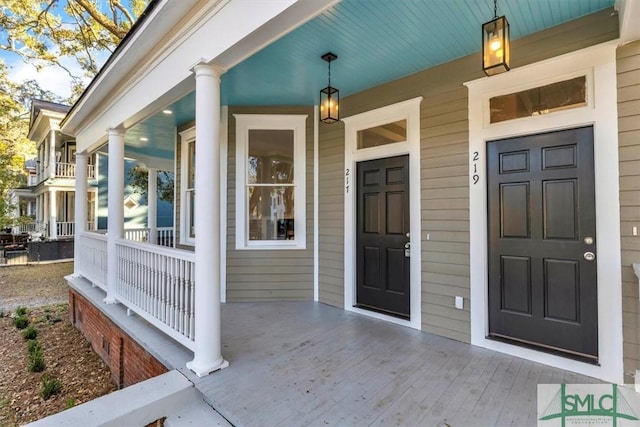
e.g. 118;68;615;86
0;264;116;426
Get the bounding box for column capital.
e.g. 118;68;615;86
107;127;126;137
193;61;224;79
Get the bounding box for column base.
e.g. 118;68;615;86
187;358;229;378
103;296;117;305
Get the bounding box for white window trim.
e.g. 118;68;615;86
342;97;423;331
234;114;307;250
179;127;196;246
465;40;622;383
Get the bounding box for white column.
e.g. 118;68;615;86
49;189;58;240
147;168;158;245
105;128;125;304
186;63;228;377
49;128;57;179
74;152;88;276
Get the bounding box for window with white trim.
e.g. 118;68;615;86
179;127;196;245
235;114;307;249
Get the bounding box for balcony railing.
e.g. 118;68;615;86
38;163;96;182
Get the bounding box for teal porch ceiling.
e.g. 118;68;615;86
124;0;615;160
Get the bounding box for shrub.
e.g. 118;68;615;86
27;339;42;355
15;306;27;316
22;326;38;340
13;315;29;329
28;345;45;373
65;398;76;408
40;374;62;399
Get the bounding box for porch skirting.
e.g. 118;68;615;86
68;277;175;388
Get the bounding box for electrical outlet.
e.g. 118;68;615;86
455;296;464;309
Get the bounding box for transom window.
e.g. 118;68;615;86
490;75;587;124
235;114;307;249
357;119;407;149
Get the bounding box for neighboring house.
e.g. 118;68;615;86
60;0;640;387
24;100;98;239
7;158;38;232
17;99;173;244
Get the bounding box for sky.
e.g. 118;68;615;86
3;54;85;101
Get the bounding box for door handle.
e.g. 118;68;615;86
404;241;410;258
584;252;595;261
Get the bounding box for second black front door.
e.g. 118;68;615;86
356;155;410;318
487;127;598;360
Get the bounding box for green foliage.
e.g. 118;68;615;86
0;1;150;100
28;350;45;373
0;1;150;220
15;306;27;316
127;166;175;204
21;325;38;340
13;315;29;329
65;397;76;408
27;339;42;355
40;374;62;399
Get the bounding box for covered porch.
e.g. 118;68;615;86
69;276;599;426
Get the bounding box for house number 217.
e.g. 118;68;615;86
345;168;350;193
472;151;480;185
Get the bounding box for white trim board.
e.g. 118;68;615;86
465;40;623;383
342;97;423;331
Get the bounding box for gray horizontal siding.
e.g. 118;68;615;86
318;123;345;308
325;8;618;343
618;39;640;384
226;106;314;302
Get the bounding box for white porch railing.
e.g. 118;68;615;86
15;222;37;233
56;221;75;237
115;239;195;350
77;231;108;290
124;227;174;247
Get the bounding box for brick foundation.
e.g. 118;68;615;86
70;289;168;388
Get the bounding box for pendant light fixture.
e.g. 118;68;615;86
482;0;510;76
320;52;339;124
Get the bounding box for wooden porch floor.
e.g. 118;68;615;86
185;302;599;427
69;279;599;426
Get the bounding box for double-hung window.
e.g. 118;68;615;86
235;114;307;249
179;127;196;245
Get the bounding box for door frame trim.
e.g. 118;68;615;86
342;97;423;330
465;41;623;383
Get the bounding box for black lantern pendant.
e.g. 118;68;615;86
320;52;339;124
482;0;510;76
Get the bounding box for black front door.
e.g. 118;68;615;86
356;155;410;318
487;126;598;360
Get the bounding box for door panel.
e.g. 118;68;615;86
487;127;597;360
356;155;410;318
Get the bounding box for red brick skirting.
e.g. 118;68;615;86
69;289;168;388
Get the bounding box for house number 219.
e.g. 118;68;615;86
472;151;480;185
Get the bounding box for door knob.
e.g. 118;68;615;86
584;252;595;261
